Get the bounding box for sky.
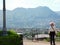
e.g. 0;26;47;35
0;0;60;11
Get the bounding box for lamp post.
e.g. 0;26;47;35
3;0;7;36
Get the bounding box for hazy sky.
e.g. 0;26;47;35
0;0;60;11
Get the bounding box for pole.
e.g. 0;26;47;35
3;0;7;36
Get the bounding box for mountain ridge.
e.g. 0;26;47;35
0;6;60;28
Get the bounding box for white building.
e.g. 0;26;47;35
34;34;49;40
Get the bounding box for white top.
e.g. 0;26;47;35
49;26;57;34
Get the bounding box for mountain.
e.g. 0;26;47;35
0;6;60;28
56;11;60;15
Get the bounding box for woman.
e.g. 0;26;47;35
49;22;57;45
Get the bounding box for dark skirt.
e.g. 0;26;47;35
49;31;56;36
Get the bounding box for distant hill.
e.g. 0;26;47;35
0;6;60;28
56;11;60;15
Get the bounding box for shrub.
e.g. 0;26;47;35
56;32;60;42
0;30;23;45
56;32;60;37
7;30;18;36
45;38;50;42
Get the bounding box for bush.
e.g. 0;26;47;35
7;30;18;36
56;32;60;37
45;38;50;42
56;32;60;42
0;30;23;45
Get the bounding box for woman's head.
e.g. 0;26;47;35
49;22;55;27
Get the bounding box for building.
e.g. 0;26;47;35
34;34;49;40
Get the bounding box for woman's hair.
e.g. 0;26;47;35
49;22;55;26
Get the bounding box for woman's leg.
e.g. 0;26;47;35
52;36;55;45
50;36;53;45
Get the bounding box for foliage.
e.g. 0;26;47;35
0;30;23;45
45;38;50;42
56;32;60;37
7;29;18;36
56;32;60;41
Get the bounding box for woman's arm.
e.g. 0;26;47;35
48;28;51;35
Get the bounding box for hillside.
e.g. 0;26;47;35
0;6;60;28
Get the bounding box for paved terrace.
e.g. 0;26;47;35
23;39;60;45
